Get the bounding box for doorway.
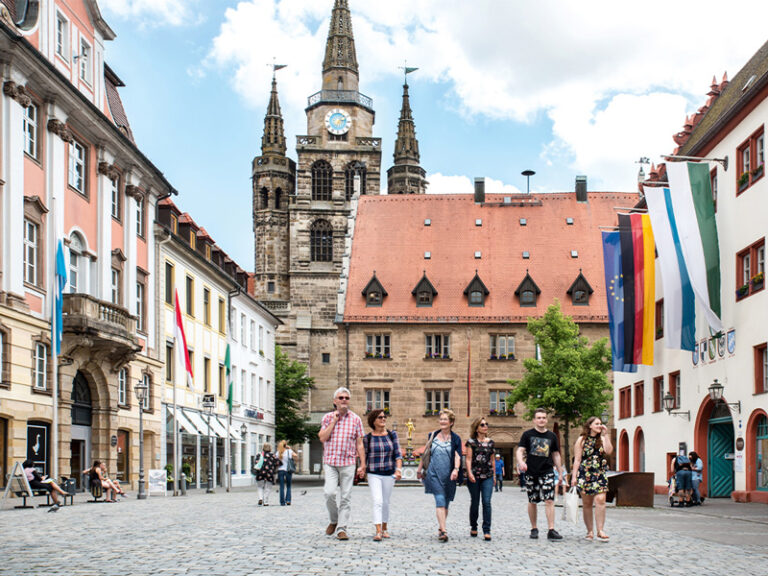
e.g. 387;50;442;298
116;430;129;483
71;371;93;487
70;439;86;490
708;416;735;497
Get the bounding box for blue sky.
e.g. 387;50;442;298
99;0;768;268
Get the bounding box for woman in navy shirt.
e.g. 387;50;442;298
363;409;403;541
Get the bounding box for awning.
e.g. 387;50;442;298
217;416;241;441
167;406;201;436
183;409;222;438
208;415;229;439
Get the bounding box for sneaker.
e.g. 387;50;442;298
47;504;60;513
530;528;539;539
547;529;563;541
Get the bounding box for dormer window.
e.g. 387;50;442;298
515;271;541;307
412;272;438;307
567;270;594;306
464;271;489;308
362;272;387;308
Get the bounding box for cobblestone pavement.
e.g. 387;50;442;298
1;484;766;576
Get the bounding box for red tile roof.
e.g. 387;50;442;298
343;192;636;324
104;67;135;144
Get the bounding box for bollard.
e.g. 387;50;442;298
180;472;187;495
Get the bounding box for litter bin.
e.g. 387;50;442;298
606;471;655;507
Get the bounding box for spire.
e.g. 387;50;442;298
393;81;420;165
322;0;359;91
387;75;428;195
261;73;286;156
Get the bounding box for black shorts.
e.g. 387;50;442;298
525;472;555;503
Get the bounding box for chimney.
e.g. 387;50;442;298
474;177;485;204
575;175;587;202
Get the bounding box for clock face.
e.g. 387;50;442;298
325;109;351;135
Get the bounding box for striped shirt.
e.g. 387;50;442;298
364;431;403;475
320;410;364;467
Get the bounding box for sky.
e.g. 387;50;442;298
98;0;768;269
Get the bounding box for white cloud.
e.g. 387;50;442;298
427;174;522;196
101;0;200;27
204;0;768;189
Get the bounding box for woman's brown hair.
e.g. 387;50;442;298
367;408;386;429
469;416;488;440
579;416;603;453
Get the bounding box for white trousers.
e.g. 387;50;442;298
257;479;273;504
324;464;355;532
368;473;395;524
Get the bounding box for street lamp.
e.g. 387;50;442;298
662;392;690;420
600;410;610;425
708;379;741;414
240;423;248;438
206;406;215;494
134;378;148;500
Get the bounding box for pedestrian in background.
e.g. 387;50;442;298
516;408;566;541
255;443;280;506
363;409;403;541
466;416;495;540
672;451;693;506
689;451;704;505
571;416;613;541
494;454;504;492
277;440;297;506
318;387;366;540
417;409;462;542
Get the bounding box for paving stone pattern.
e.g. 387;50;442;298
1;485;766;576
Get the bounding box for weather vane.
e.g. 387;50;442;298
269;57;287;77
398;60;418;84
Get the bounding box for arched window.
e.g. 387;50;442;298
310;220;333;262
71;371;92;426
275;188;282;210
312;161;333;202
345;162;366;200
260;188;268;209
69;232;84;293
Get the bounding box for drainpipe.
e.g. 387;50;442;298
345;323;350;389
225;285;241;493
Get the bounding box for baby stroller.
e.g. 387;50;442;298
667;476;686;507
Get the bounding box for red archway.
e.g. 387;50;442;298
618;429;629;471
633;427;645;472
745;408;768;503
693;395;717;498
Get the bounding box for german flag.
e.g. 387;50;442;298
618;213;655;366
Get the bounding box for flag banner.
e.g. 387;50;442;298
618;213;655;366
645;186;696;351
52;240;68;355
174;290;194;387
225;343;233;414
666;162;722;332
601;231;637;373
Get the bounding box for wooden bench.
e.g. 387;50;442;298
13;487;55;509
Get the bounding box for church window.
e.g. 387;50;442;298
260;188;268;209
345;162;366;199
310;220;333;262
275;189;282;209
312;161;333;201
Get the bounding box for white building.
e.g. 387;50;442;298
614;42;768;504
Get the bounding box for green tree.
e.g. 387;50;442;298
275;346;318;445
508;300;612;467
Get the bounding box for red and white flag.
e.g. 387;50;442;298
174;290;194;387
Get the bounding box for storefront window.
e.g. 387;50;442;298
758;415;768;491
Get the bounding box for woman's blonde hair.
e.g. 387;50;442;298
439;409;456;426
277;440;288;459
262;443;272;453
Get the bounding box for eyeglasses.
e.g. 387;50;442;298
479;423;488;427
376;415;387;420
337;396;350;400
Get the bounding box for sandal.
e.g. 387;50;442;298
484;533;492;541
373;532;382;542
585;532;594;540
470;529;478;537
597;531;610;541
381;530;390;539
438;530;448;542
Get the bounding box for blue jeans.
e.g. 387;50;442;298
692;475;702;503
467;477;494;534
278;470;293;505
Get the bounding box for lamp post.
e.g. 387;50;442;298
206;406;215;494
663;392;691;420
134;378;148;500
708;379;741;414
240;423;248;476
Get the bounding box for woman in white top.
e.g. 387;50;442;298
277;440;297;506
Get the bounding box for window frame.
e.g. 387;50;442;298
141;373;151;411
669;371;681;409
136;275;146;333
68;139;87;196
218;298;226;334
365;334;391;359
23;219;40;287
655;299;664;340
737;126;765;194
203;288;211;326
185;276;194;317
23;102;39;160
111;268;121;306
425;389;450;414
0;325;9;388
634;381;645;416
311;160;333;201
489;334;516;360
736;238;765;299
136;195;145;238
110;176;121;221
117;368;127;407
55;13;69;61
33;342;48;391
365;389;390;413
164;262;174;305
79;38;92;84
425;334;451;359
310;220;333;262
618;385;631;419
489;390;511;415
653;375;664;413
755;343;767;395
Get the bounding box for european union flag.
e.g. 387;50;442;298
602;231;637;373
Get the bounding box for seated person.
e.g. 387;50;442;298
100;462;126;497
671;453;693;505
22;459;69;512
83;460;116;502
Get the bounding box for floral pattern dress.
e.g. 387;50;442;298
466;438;495;479
577;435;608;495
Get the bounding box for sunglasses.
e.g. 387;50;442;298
479;422;488;427
376;415;388;420
337;396;350;400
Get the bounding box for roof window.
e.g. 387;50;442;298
571;250;578;258
424;218;431;226
566;217;574;225
522;251;530;259
475;219;482;227
424;251;431;260
474;251;482;259
520;218;527;226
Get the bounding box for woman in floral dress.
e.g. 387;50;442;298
571;416;613;541
465;416;496;540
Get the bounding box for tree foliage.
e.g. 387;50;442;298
275;346;318;445
508;300;612;466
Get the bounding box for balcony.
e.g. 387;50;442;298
62;294;141;367
307;90;373;111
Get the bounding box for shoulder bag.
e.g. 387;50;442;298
286;451;297;473
420;432;435;472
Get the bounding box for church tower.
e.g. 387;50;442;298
252;72;295;302
387;78;428;194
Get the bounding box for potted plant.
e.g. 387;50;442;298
752;163;764;180
508;353;516;360
490;353;497;360
365;351;374;358
751;271;764;290
656;327;663;338
736;283;750;299
738;171;750;191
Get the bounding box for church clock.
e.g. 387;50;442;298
324;108;351;135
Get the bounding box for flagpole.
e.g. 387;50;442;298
226;413;231;492
172;293;179;497
51;233;58;481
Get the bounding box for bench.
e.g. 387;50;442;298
88;481;106;503
13;487;55;509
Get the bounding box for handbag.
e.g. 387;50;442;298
286;452;297;473
254;452;264;471
564;486;580;524
420;432;434;472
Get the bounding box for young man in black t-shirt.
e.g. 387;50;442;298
516;408;567;540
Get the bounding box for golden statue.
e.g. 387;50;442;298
405;418;415;448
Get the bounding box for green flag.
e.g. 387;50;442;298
225;343;233;414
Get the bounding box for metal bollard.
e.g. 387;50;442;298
180;472;187;495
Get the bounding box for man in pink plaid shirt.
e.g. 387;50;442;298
318;387;366;540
